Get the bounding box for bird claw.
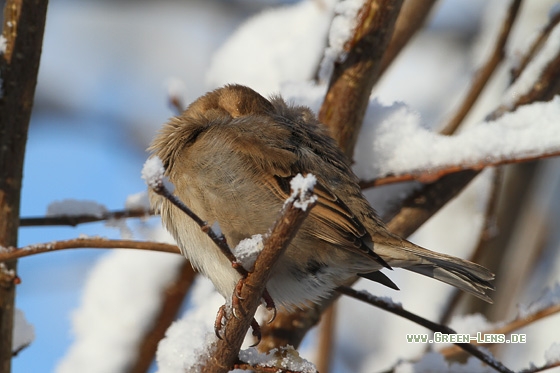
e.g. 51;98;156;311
262;289;277;324
249;318;262;347
214;304;227;340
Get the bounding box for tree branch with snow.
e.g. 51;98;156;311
199;175;317;373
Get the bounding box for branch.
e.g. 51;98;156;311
0;238;180;262
19;208;154;227
0;0;49;370
359;148;560;189
337;286;514;373
200;181;317;373
439;0;523;135
319;0;404;158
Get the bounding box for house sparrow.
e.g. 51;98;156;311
148;84;494;309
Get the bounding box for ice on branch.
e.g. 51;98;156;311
318;0;364;81
12;309;35;354
545;342;560;364
448;313;496;336
142;156;165;190
233;234;264;272
125;191;151;211
517;282;560;318
503;23;560;107
0;35;6;54
156;278;222;373
46;199;108;218
240;346;317;373
287;173;317;211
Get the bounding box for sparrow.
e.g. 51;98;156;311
148;84;494;310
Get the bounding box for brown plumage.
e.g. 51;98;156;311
148;84;494;308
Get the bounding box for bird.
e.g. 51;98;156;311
148;84;494;312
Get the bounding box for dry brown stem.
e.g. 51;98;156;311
19;209;154;227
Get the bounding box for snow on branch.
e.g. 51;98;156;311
354;97;560;185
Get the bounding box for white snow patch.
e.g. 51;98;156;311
156;277;222;373
448;313;496;335
56;250;184;373
0;35;6;54
13;308;35;353
544;342;560;364
233;234;263;272
207;0;335;95
125;191;151;211
318;0;365;81
46;199;108;218
354;96;560;181
288;173;318;211
142;156;165;189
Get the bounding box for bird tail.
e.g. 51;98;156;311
374;240;495;303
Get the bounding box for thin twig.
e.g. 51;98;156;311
19;209;154;227
337;286;514;373
200;185;317;373
0;238;180;262
152;181;248;277
439;0;523;135
319;0;404;158
359;148;560;189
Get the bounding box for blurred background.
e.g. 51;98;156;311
4;0;560;372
